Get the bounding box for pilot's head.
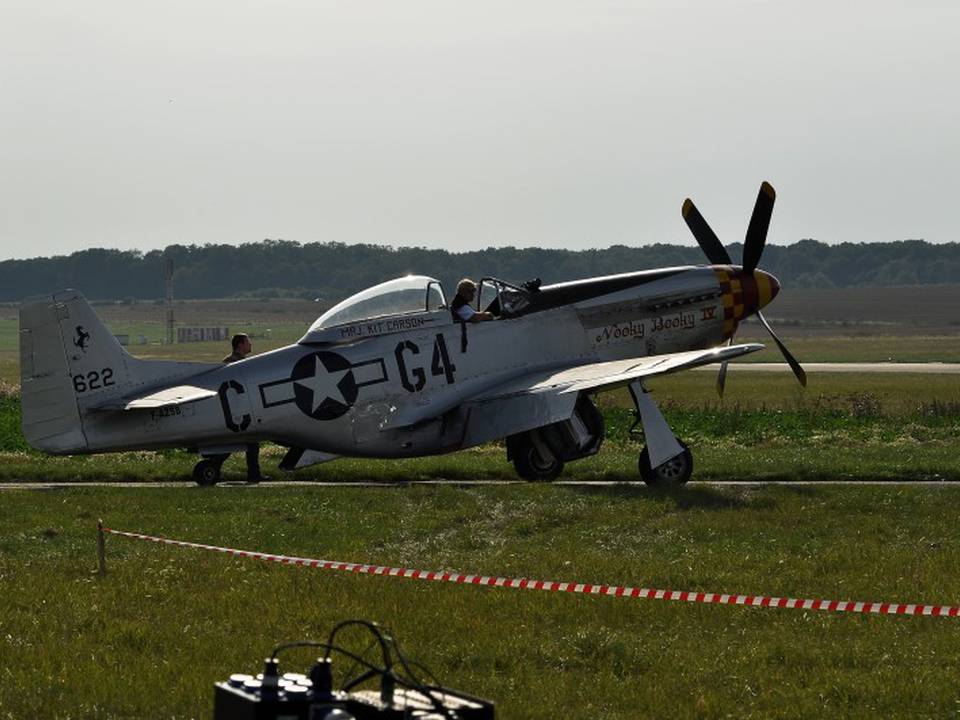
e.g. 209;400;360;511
231;333;252;357
456;278;478;301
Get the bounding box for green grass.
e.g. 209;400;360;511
2;485;960;718
1;414;959;484
3;300;959;715
1;378;958;483
735;333;960;363
0;391;22;453
640;371;960;415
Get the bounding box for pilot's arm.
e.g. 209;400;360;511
455;304;494;323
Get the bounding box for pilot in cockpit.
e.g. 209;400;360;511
451;278;495;323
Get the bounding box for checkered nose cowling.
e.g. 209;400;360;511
713;265;780;340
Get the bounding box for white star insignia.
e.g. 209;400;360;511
294;356;352;414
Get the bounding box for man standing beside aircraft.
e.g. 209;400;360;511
222;332;253;364
219;333;267;483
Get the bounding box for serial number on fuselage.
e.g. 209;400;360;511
149;405;182;422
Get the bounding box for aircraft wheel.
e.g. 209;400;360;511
193;459;221;486
639;441;693;486
511;439;564;482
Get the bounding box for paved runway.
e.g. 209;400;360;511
2;479;957;490
701;362;960;373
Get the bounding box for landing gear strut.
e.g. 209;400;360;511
629;380;692;486
509;434;564;482
506;394;604;482
193;458;222;486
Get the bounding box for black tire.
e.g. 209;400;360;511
638;440;693;486
193;459;221;486
511;438;565;482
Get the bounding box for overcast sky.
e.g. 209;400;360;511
2;1;957;260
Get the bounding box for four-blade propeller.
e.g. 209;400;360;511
682;182;807;396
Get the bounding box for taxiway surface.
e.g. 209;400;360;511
706;362;960;373
1;480;957;490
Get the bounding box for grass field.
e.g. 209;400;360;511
760;284;960;336
1;374;958;483
2;290;960;385
3;484;960;718
1;292;959;718
1;294;957;485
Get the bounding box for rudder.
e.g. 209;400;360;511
19;290;131;453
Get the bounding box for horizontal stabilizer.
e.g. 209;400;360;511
90;385;218;411
280;447;340;471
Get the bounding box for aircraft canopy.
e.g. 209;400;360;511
309;275;446;332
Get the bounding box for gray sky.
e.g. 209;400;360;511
2;1;957;260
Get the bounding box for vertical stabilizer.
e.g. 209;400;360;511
20;294;86;452
20;290;134;453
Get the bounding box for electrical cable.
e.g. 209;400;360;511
389;635;453;719
270;622;456;720
340;638;380;694
325;619;392;673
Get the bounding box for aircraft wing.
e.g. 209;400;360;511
472;343;764;401
88;384;219;411
386;343;763;435
449;343;764;448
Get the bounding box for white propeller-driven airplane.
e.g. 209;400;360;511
19;182;805;485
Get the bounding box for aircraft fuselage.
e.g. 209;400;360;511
76;264;776;458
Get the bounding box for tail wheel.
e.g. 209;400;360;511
639;441;693;486
193;459;221;486
511;437;564;482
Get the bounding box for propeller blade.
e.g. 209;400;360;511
715;337;733;398
716;360;729;398
682;198;732;265
756;310;807;387
742;181;776;274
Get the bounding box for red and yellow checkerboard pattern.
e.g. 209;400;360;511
713;266;777;340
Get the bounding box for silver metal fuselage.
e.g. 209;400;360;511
78;266;732;458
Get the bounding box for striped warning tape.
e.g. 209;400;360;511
102;527;960;618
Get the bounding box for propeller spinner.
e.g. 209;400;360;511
682;181;806;395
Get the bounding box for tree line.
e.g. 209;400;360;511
0;239;957;303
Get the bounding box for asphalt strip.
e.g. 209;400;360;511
1;480;958;490
704;362;960;373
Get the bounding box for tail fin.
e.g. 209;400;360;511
20;290;133;453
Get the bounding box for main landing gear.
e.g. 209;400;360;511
629;380;693;486
507;394;605;482
508;434;565;482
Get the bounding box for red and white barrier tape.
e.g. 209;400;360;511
102;527;960;618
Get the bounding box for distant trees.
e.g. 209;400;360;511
0;239;957;302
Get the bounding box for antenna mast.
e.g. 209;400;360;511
165;257;174;345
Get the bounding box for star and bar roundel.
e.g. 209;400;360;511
258;351;388;421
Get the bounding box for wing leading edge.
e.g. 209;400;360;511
473;343;764;402
385;343;764;432
449;343;763;449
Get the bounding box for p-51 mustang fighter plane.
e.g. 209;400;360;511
20;182;805;486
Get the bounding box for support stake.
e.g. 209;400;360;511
97;519;106;576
